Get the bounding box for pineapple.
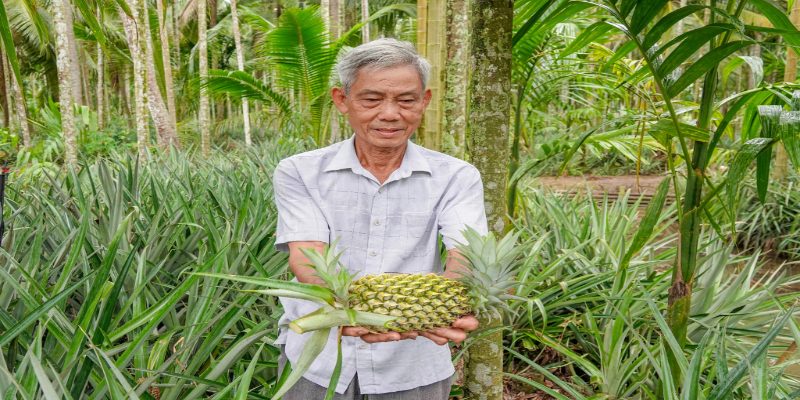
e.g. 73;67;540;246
347;229;521;332
349;273;471;332
285;227;522;334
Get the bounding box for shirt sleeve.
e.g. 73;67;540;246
438;166;489;249
273;159;330;252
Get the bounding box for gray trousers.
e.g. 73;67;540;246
278;347;453;400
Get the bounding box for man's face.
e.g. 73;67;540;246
332;65;431;152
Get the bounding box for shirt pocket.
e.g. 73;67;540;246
329;210;356;242
404;212;434;257
404;212;433;238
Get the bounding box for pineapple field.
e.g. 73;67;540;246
3;0;800;399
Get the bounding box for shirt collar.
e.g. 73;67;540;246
323;135;432;175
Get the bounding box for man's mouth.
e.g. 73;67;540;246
374;128;403;133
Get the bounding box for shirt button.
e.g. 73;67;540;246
373;219;381;226
369;251;377;257
358;344;368;350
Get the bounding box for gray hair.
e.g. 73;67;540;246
336;38;431;94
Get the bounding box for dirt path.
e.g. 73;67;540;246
533;175;668;195
531;175;674;207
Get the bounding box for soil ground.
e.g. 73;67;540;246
533;174;668;195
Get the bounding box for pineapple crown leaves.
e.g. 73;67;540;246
453;227;524;319
299;243;355;308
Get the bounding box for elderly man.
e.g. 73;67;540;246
273;38;488;399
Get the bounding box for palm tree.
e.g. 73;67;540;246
230;0;251;146
441;0;468;158
464;0;513;399
156;0;179;145
198;0;210;155
119;0;149;158
142;0;178;147
52;0;78;165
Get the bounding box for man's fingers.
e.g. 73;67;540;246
361;331;402;343
452;315;479;332
342;326;370;336
400;331;419;340
429;327;468;344
419;331;450;346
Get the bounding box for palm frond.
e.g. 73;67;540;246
203;69;292;116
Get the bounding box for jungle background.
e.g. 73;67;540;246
3;0;800;399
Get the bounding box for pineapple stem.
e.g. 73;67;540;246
290;309;396;334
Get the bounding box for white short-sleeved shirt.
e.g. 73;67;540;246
273;136;488;395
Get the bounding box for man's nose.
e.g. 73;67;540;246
377;100;401;120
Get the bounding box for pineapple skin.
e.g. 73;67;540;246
349;273;472;332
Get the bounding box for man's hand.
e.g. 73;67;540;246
342;327;419;343
342;315;479;345
419;315;479;345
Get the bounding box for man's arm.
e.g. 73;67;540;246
287;241;327;284
287;241;417;343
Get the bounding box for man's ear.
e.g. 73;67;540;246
331;87;348;113
422;89;432;108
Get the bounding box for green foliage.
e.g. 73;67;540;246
504;189;800;398
0;128;19;167
736;177;800;260
0;140;305;398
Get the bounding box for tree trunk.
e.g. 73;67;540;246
198;0;210;155
418;0;445;151
156;0;178;139
320;0;330;30
10;70;30;146
97;41;105;130
230;0;251;146
119;0;149;158
53;0;79;165
442;0;469;158
775;1;800;179
361;0;370;43
464;1;513;399
142;0;179;147
0;49;9;129
65;3;83;106
4;55;16;134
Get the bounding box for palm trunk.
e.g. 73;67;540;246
361;0;369;43
10;71;30;146
321;0;330;30
328;0;342;142
442;0;468;158
418;0;445;151
198;0;210;155
156;0;178;139
0;50;9;128
65;3;83;106
53;0;79;165
96;41;104;130
119;0;149;158
141;0;179;147
464;1;513;399
230;0;251;146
